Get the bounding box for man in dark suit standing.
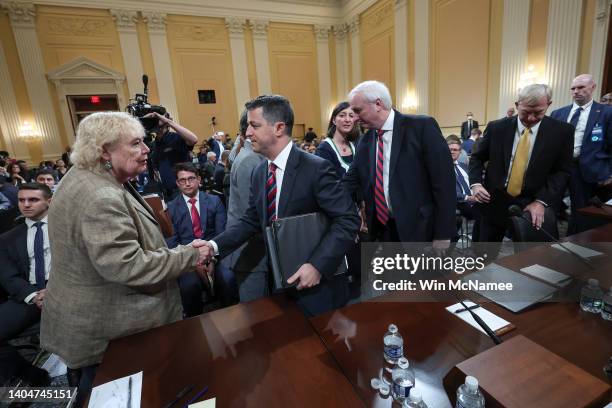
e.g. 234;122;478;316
343;80;456;244
550;74;612;233
166;163;236;315
202;95;359;316
461;112;479;141
469;84;574;241
0;183;52;385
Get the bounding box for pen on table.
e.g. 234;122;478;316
182;386;209;408
127;376;132;408
454;304;480;314
162;385;194;408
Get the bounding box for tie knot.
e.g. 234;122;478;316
269;162;277;173
376;129;385;139
188;197;197;205
34;221;44;228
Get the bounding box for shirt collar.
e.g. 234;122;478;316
572;99;593;111
380;110;395;132
517;118;541;136
268;141;293;171
25;215;48;228
183;193;198;205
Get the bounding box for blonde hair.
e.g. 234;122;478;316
71;112;144;170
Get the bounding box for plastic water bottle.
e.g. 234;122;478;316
456;376;485;408
601;286;612;321
403;387;428;408
580;278;604;313
382;324;403;384
391;357;415;403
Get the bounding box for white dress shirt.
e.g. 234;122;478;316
376;110;395;213
566;100;593;157
24;215;51;303
182;193;200;222
504;119;541;186
454;161;470;200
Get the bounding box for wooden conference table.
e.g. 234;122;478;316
92;225;612;407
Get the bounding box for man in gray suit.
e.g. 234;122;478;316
224;110;267;301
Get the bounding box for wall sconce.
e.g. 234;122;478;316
517;65;545;90
18;121;40;140
401;93;417;112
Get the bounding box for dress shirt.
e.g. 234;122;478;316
24;215;51;303
376;109;395;213
217;140;225;156
504;119;541;186
454;161;470;200
182;193;200;222
566;100;593;157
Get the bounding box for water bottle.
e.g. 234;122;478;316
456;376;485;408
601;286;612;321
391;357;415;403
403;387;428;408
382;324;403;384
580;278;604;313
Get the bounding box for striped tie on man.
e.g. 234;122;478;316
267;162;278;224
375;129;389;225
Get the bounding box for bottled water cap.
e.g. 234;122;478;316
465;376;478;391
388;324;398;333
409;387;422;402
371;378;381;390
397;357;409;369
588;278;600;286
379;384;390;396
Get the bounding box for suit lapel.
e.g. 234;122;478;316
367;129;377;185
584;102;602;145
527;117;548;175
278;145;300;218
503;117;517;173
198;192;208;233
124;182;158;225
389;110;403;178
17;224;29;271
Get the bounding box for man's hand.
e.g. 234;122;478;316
287;263;321;290
465;195;478;203
196;261;215;281
143;111;168;124
358;205;368;234
192;240;214;265
33;289;46;309
525;201;546;229
471;185;490;203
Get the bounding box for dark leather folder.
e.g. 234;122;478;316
265;212;347;290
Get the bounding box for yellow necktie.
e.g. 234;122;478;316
507;127;530;197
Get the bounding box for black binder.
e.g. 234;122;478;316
265;212;347;290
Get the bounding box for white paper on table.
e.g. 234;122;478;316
605;198;612;205
520;264;572;287
88;371;142;408
550;242;603;258
446;301;511;336
41;353;67;378
190;398;216;408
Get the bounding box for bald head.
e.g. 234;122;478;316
570;74;596;106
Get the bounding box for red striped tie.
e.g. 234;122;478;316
188;197;203;239
375;129;389;225
267;163;278;224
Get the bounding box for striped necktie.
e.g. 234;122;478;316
267;162;278;224
374;129;389;225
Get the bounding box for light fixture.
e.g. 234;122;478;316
401;92;417;112
18;121;40;140
517;65;545;90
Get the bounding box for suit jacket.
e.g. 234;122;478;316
41;167;199;368
225;144;267;273
343;110;456;241
551;101;612;183
166;191;226;248
214;144;360;279
468;116;573;218
461;119;480;140
0;223;36;302
214;162;226;192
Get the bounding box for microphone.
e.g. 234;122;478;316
142;74;149;87
588;196;612;216
457;299;502;344
508;205;594;270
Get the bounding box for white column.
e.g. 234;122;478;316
348;16;361;85
0;41;29;160
110;9;144;99
142;11;180;121
333;24;350;98
498;0;530;118
589;0;611;89
315;25;332;132
225;17;250;116
394;0;409;111
413;0;429;114
3;1;62;158
545;0;583;110
250;19;271;95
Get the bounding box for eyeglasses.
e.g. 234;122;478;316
177;176;198;185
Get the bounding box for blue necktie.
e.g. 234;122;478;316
569;107;583;128
34;221;46;289
455;164;470;197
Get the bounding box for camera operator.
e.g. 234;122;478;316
144;112;198;199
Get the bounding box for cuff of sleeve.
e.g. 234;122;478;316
469;183;482;188
24;292;37;304
535;199;548;207
209;240;219;256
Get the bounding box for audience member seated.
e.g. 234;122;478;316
214;150;230;195
446;134;469;166
55;159;68;180
16;160;34;183
462;128;482;155
8;163;26;186
0;183;53;386
35;169;56;192
448;140;480;241
166;162;237;315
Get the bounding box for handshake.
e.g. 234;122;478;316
192;239;216;266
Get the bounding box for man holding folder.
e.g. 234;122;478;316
201;95;360;316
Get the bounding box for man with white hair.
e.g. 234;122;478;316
551;74;612;234
210;131;226;160
469;84;574;241
343;80;456;243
